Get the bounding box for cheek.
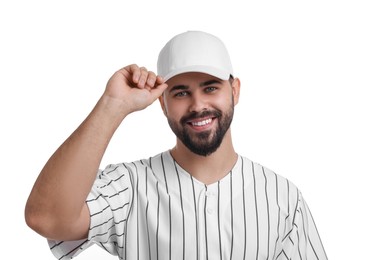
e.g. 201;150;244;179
163;101;184;121
215;92;234;108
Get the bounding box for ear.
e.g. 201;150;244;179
232;77;241;106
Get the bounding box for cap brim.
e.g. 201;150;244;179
163;65;231;82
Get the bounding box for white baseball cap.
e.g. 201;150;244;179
157;31;233;82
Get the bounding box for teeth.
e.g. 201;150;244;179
192;118;212;126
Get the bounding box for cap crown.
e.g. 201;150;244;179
157;31;233;81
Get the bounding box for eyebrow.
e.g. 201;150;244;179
200;79;222;87
169;79;223;93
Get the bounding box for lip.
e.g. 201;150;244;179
186;116;216;131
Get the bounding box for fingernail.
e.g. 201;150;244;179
133;74;139;82
148;78;155;86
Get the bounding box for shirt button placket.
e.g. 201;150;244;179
205;190;216;215
204;185;220;259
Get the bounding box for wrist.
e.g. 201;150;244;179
96;95;131;124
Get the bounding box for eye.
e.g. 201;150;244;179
174;91;189;97
204;86;217;93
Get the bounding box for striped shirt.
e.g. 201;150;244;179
48;151;327;260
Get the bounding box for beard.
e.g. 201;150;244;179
167;103;234;157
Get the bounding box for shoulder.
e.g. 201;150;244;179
98;151;170;177
238;154;301;194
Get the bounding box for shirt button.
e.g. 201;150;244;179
207;208;214;214
206;191;215;197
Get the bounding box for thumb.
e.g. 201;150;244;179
149;83;168;101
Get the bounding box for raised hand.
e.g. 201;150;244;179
103;64;168;116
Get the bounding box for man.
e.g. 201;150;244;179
25;31;327;260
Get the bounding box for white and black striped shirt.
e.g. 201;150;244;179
48;151;327;260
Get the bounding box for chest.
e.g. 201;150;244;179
124;172;290;260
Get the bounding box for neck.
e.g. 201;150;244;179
170;129;238;185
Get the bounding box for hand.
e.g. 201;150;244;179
102;64;168;115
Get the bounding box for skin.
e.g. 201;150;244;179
160;72;240;184
24;64;240;242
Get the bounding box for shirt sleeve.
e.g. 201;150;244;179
48;163;133;259
280;191;328;260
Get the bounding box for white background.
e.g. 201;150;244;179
1;0;382;259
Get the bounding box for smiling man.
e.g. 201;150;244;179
164;74;236;154
25;31;327;260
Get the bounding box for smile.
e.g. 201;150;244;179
191;118;212;126
186;117;216;131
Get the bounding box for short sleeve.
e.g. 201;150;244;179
280;191;328;260
48;163;133;259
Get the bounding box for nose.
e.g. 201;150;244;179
189;92;208;113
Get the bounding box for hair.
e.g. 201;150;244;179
229;75;234;85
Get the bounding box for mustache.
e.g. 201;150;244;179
180;110;222;125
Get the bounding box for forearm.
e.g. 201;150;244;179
25;64;167;240
25;95;127;235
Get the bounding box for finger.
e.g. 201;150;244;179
122;64;140;83
150;83;168;100
137;67;148;89
155;75;165;85
146;71;157;88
